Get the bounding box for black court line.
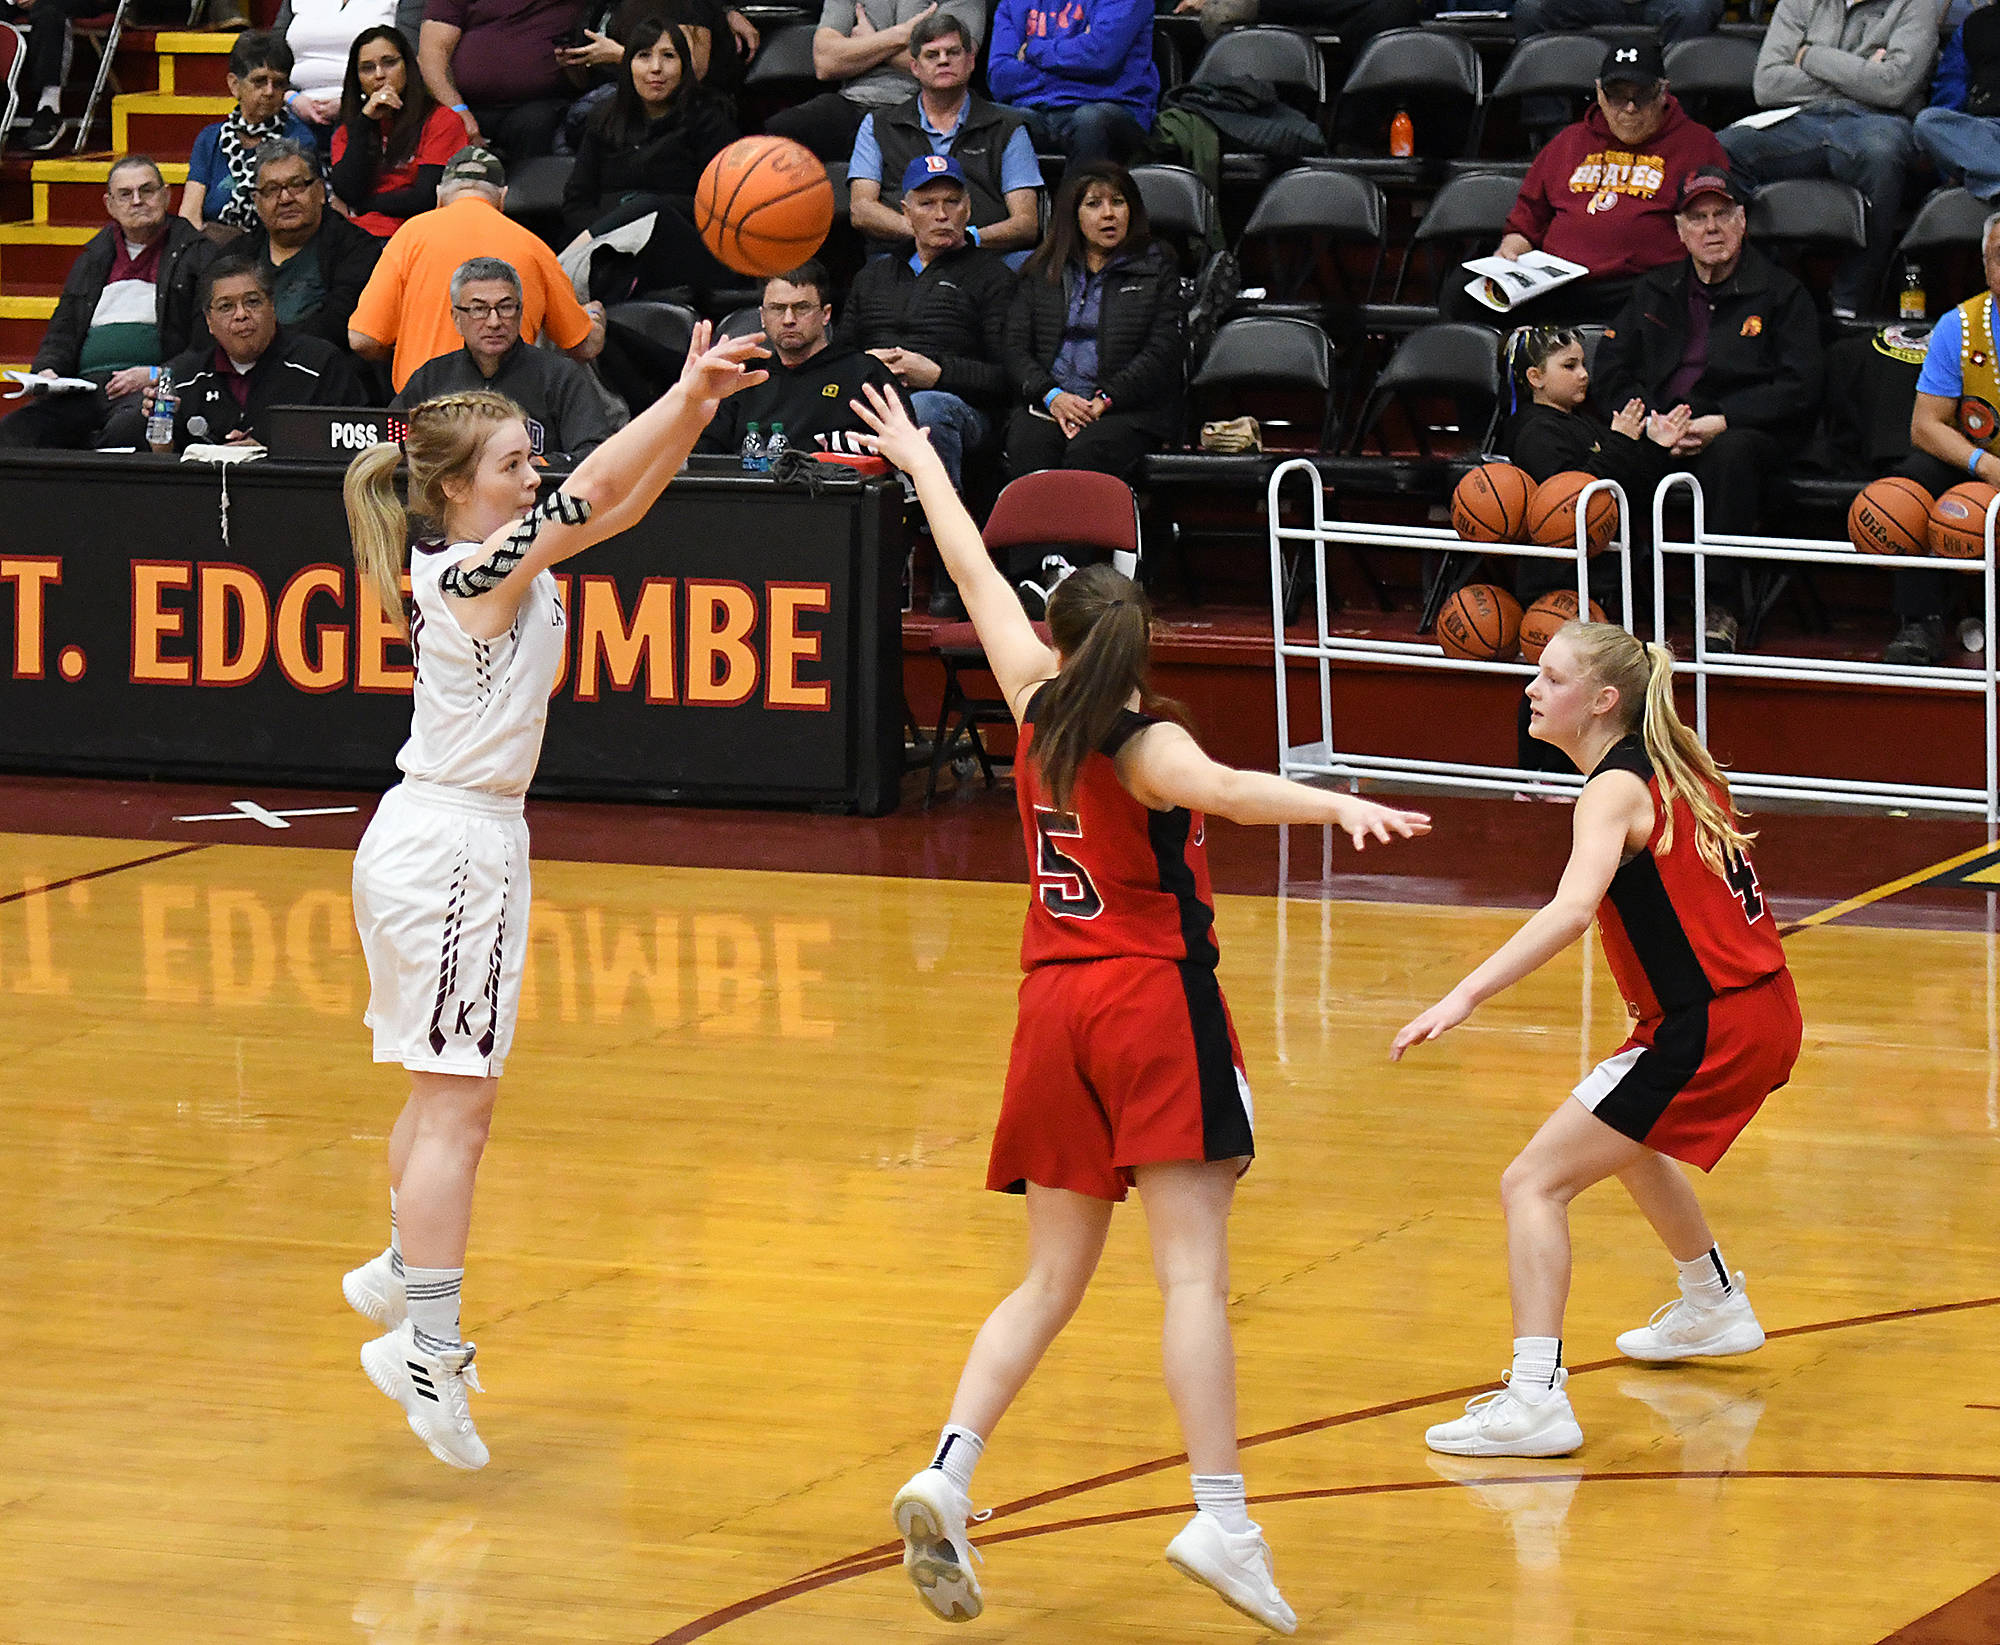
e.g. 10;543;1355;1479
0;843;211;906
655;1291;2000;1642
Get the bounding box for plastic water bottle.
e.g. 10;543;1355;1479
740;420;765;472
145;368;177;449
1390;109;1414;159
765;422;788;466
1901;262;1927;323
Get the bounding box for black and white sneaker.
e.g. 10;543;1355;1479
18;109;65;152
1884;616;1946;666
361;1319;489;1470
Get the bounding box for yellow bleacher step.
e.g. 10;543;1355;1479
111;92;234;152
0;296;60;319
152;31;236;51
0;223;99;245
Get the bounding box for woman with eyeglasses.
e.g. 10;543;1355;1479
330;25;470;238
181;30;323;237
1442;37;1728;329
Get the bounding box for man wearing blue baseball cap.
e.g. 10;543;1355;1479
840;153;1017;611
841;156;1016;491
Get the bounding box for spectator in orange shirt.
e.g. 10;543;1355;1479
347;143;605;388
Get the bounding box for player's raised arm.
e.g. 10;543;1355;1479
1119;718;1431;843
443;325;769;640
1389;768;1647;1061
850;381;1058;718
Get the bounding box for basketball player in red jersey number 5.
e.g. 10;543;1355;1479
1392;622;1801;1460
852;384;1429;1634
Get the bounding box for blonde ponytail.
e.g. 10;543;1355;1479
341;389;525;641
1637;639;1756;876
1563;622;1756;879
344;442;411;638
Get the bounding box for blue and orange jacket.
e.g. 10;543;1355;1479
987;0;1159;122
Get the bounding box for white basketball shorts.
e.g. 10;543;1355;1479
352;779;532;1079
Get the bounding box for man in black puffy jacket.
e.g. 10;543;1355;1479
1001;162;1184;483
1594;169;1822;651
836;155;1015;493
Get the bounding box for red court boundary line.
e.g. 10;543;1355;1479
652;1291;2000;1643
0;842;209;905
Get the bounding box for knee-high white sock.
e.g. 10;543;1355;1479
1676;1245;1733;1308
404;1265;464;1353
1191;1472;1252;1535
929;1425;984;1498
388;1188;403;1279
1510;1336;1563;1399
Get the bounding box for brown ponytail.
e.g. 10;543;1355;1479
1563;620;1756;877
1035;563;1179;809
340;389;522;639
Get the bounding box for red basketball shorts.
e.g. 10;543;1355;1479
1573;968;1802;1171
987;955;1255;1203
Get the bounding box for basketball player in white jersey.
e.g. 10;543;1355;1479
336;322;767;1469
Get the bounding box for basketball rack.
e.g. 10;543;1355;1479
1268;457;1635;799
1651;471;1999;825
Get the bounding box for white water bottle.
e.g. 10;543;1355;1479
766;422;788;464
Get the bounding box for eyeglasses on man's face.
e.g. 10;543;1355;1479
255;176;319;202
108;181;166;205
761;300;823;319
209;292;272;317
454;300;523;323
1598;80;1664;110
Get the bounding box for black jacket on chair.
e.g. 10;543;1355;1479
835;241;1017;410
34;218;219;377
1002;239;1184;436
1594;246;1823;433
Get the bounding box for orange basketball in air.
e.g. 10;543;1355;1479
695;136;834;278
1525;470;1618;555
1518;589;1607;664
1435;583;1524;662
1846;476;1932;555
1451;462;1533;543
1929;480;1997;559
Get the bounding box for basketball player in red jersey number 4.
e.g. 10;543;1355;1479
1392;622;1800;1459
852;384;1430;1634
335;322;768;1470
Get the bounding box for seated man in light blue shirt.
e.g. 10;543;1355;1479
848;12;1043;270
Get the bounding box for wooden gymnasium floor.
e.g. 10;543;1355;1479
2;775;1998;1644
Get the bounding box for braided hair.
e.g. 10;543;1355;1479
342;390;525;637
1501;325;1584;416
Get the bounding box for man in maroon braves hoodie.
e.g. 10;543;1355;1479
1445;38;1728;328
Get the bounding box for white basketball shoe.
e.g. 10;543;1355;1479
1617;1278;1766;1362
890;1467;985;1622
343;1249;407;1329
361;1320;489;1470
1425;1369;1584;1458
1165;1512;1297;1634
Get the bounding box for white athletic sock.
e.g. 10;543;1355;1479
929;1425;984;1499
1191;1473;1252;1536
388;1188;403;1280
37;87;60;113
1676;1245;1733;1309
404;1265;464;1353
1509;1336;1563;1399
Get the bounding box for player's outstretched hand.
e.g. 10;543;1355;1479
849;381;934;473
1331;793;1431;850
679;321;769;410
1389;991;1471;1061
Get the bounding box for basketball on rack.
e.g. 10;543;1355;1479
695;137;835;278
1927;481;1997;560
1525;471;1618;555
1435;583;1524;662
1847;476;1933;555
1518;589;1607;664
1451;463;1533;543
